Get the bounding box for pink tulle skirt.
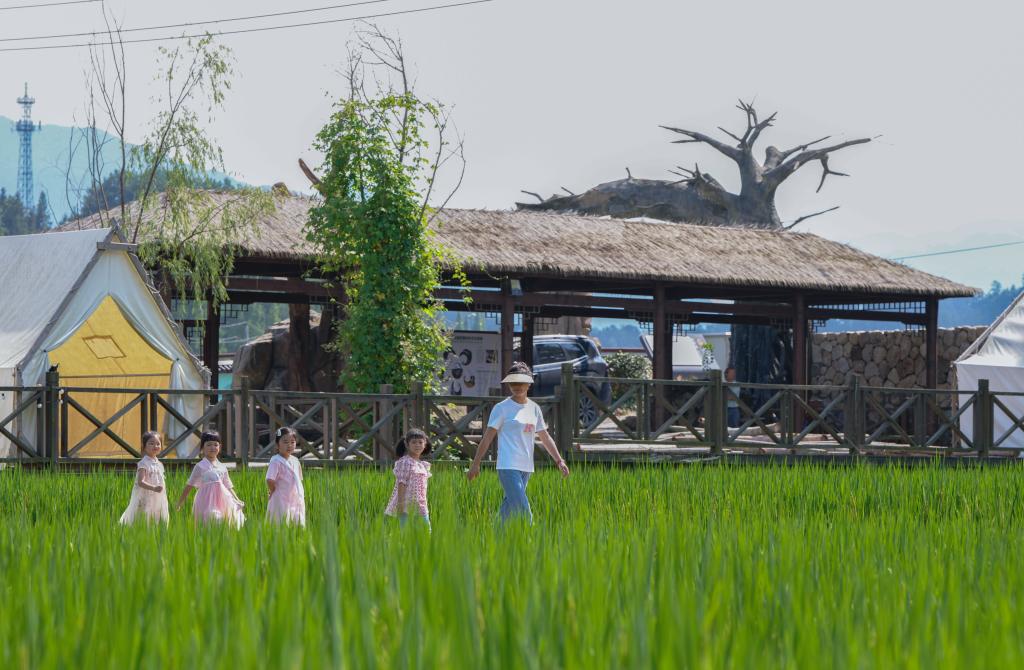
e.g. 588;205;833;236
267;485;306;526
193;481;245;528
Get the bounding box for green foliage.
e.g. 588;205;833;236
307;92;451;393
5;464;1024;667
130;37;274;307
0;189;49;235
83;35;273;306
606;351;651;409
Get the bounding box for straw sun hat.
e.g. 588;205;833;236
501;362;534;385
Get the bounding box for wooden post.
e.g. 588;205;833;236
560;362;576;451
204;298;221;393
522;315;535;368
376;383;395;462
974;378;992;458
410;381;426;431
844;374;863;453
925;298;939;390
652;284;671;428
708;369;724;453
45;369;59;467
792;293;808;432
500;279;515;378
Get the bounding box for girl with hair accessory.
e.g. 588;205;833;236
175;430;246;528
384;428;433;530
467;361;570;524
266;426;306;526
119;431;169;524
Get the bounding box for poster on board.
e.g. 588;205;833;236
444;331;501;396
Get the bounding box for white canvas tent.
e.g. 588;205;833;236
955;291;1024;450
0;228;209;459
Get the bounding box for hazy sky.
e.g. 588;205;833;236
1;0;1021;290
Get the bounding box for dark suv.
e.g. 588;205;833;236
528;335;612;425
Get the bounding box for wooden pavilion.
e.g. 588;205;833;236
63;192;976;391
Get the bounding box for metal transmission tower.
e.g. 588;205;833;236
15;83;41;209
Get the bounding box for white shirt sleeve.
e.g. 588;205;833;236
487;402;505;431
534;402;547;433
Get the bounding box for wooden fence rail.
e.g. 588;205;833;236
0;369;1022;465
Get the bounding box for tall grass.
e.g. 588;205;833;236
1;463;1023;668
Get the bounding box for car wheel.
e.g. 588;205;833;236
578;393;598;427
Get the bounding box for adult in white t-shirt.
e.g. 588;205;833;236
467;362;570;523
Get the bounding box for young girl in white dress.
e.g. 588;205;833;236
119;431;170;524
266;427;306;526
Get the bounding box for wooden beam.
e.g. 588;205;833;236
226;291;312;305
925;297;939;389
500;279;515;379
97;241;139;252
203;299;220;392
792;293;808;386
522;315;535;369
653;284;672;381
226;276;340;297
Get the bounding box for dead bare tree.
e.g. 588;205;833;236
519;100;874;229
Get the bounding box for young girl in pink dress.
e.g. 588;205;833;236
119;431;169;524
384;428;433;530
266;427;306;526
175;430;246;528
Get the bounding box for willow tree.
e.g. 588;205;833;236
76;18;272;307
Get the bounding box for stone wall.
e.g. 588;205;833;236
810;326;986;389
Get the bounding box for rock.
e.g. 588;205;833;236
872;346;886;364
865;362;879;379
232;311;342;393
837;358;850;374
887;367;901;384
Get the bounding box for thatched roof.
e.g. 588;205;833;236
60;191;976;298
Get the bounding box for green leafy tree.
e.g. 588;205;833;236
306;26;465;393
77;19;272;306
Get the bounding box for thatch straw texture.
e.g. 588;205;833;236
61;191;975;298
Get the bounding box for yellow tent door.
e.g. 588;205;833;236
49;295;172;458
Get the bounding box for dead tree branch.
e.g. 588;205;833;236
782;205;840;231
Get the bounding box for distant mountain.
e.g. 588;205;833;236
0;116;126;221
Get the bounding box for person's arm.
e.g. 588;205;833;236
225;474;244;507
396;482;408;513
537;430;570;477
266;459;279;497
135;469;163;493
467;427;498;481
175;485;195;511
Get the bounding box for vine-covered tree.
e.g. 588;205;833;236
518;101;872;229
305;25;465;394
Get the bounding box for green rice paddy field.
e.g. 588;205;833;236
2;463;1024;669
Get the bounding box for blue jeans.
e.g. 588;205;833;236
727;406;741;428
498;469;533;524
